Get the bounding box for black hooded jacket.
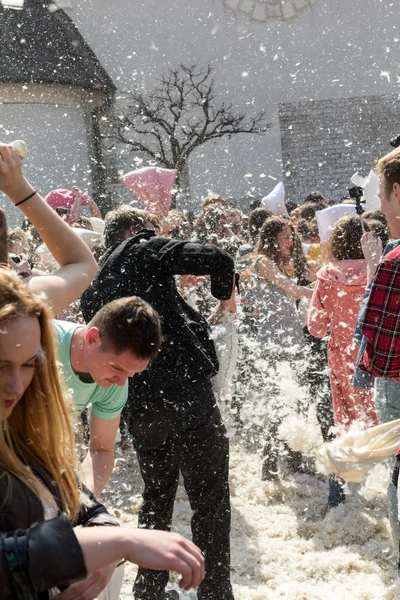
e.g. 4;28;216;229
80;231;235;398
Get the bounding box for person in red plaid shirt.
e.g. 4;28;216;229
359;147;400;380
358;145;400;560
359;244;400;379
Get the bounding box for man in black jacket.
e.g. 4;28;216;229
80;206;236;600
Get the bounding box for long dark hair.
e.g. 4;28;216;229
256;216;307;282
248;207;273;243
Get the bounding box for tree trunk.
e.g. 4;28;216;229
91;107;114;215
172;161;191;210
0;208;8;265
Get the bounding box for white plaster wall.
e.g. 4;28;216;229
0;85;102;227
70;0;400;203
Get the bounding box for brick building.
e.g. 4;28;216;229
279;94;400;204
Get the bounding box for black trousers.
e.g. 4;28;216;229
302;328;335;443
127;376;234;600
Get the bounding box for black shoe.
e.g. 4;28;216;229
133;589;179;600
328;475;346;508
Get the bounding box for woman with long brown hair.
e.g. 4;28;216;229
249;216;313;480
253;216;312;351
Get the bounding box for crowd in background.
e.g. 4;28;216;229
6;183;392;493
4;142;400;599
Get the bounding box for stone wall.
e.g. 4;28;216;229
279;94;400;205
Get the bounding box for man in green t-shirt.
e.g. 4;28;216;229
55;296;162;497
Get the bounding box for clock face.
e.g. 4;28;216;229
224;0;319;21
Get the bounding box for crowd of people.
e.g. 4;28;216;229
2;141;400;599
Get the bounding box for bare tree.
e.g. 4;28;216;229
103;64;270;201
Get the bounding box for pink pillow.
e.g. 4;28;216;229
44;188;89;211
119;167;178;218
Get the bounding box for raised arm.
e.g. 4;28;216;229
0;145;97;315
361;231;383;284
68;188;102;223
256;255;313;300
87;196;102;218
155;237;235;300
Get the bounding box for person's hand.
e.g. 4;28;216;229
178;274;206;290
210;298;237;325
54;563;116;600
68;187;86;224
125;530;204;591
210;272;237;326
361;231;382;265
87;195;102;218
306;260;319;283
72;187;87;204
0;145;31;202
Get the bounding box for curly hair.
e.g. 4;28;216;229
323;215;369;262
193;203;228;243
202;193;226;209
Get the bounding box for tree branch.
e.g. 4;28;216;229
103;63;270;190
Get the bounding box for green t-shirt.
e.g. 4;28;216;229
54;320;128;421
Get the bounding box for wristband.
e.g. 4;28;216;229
15;190;37;207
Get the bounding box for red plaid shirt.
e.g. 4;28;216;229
359;244;400;379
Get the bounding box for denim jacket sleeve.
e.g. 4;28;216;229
353;335;375;389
